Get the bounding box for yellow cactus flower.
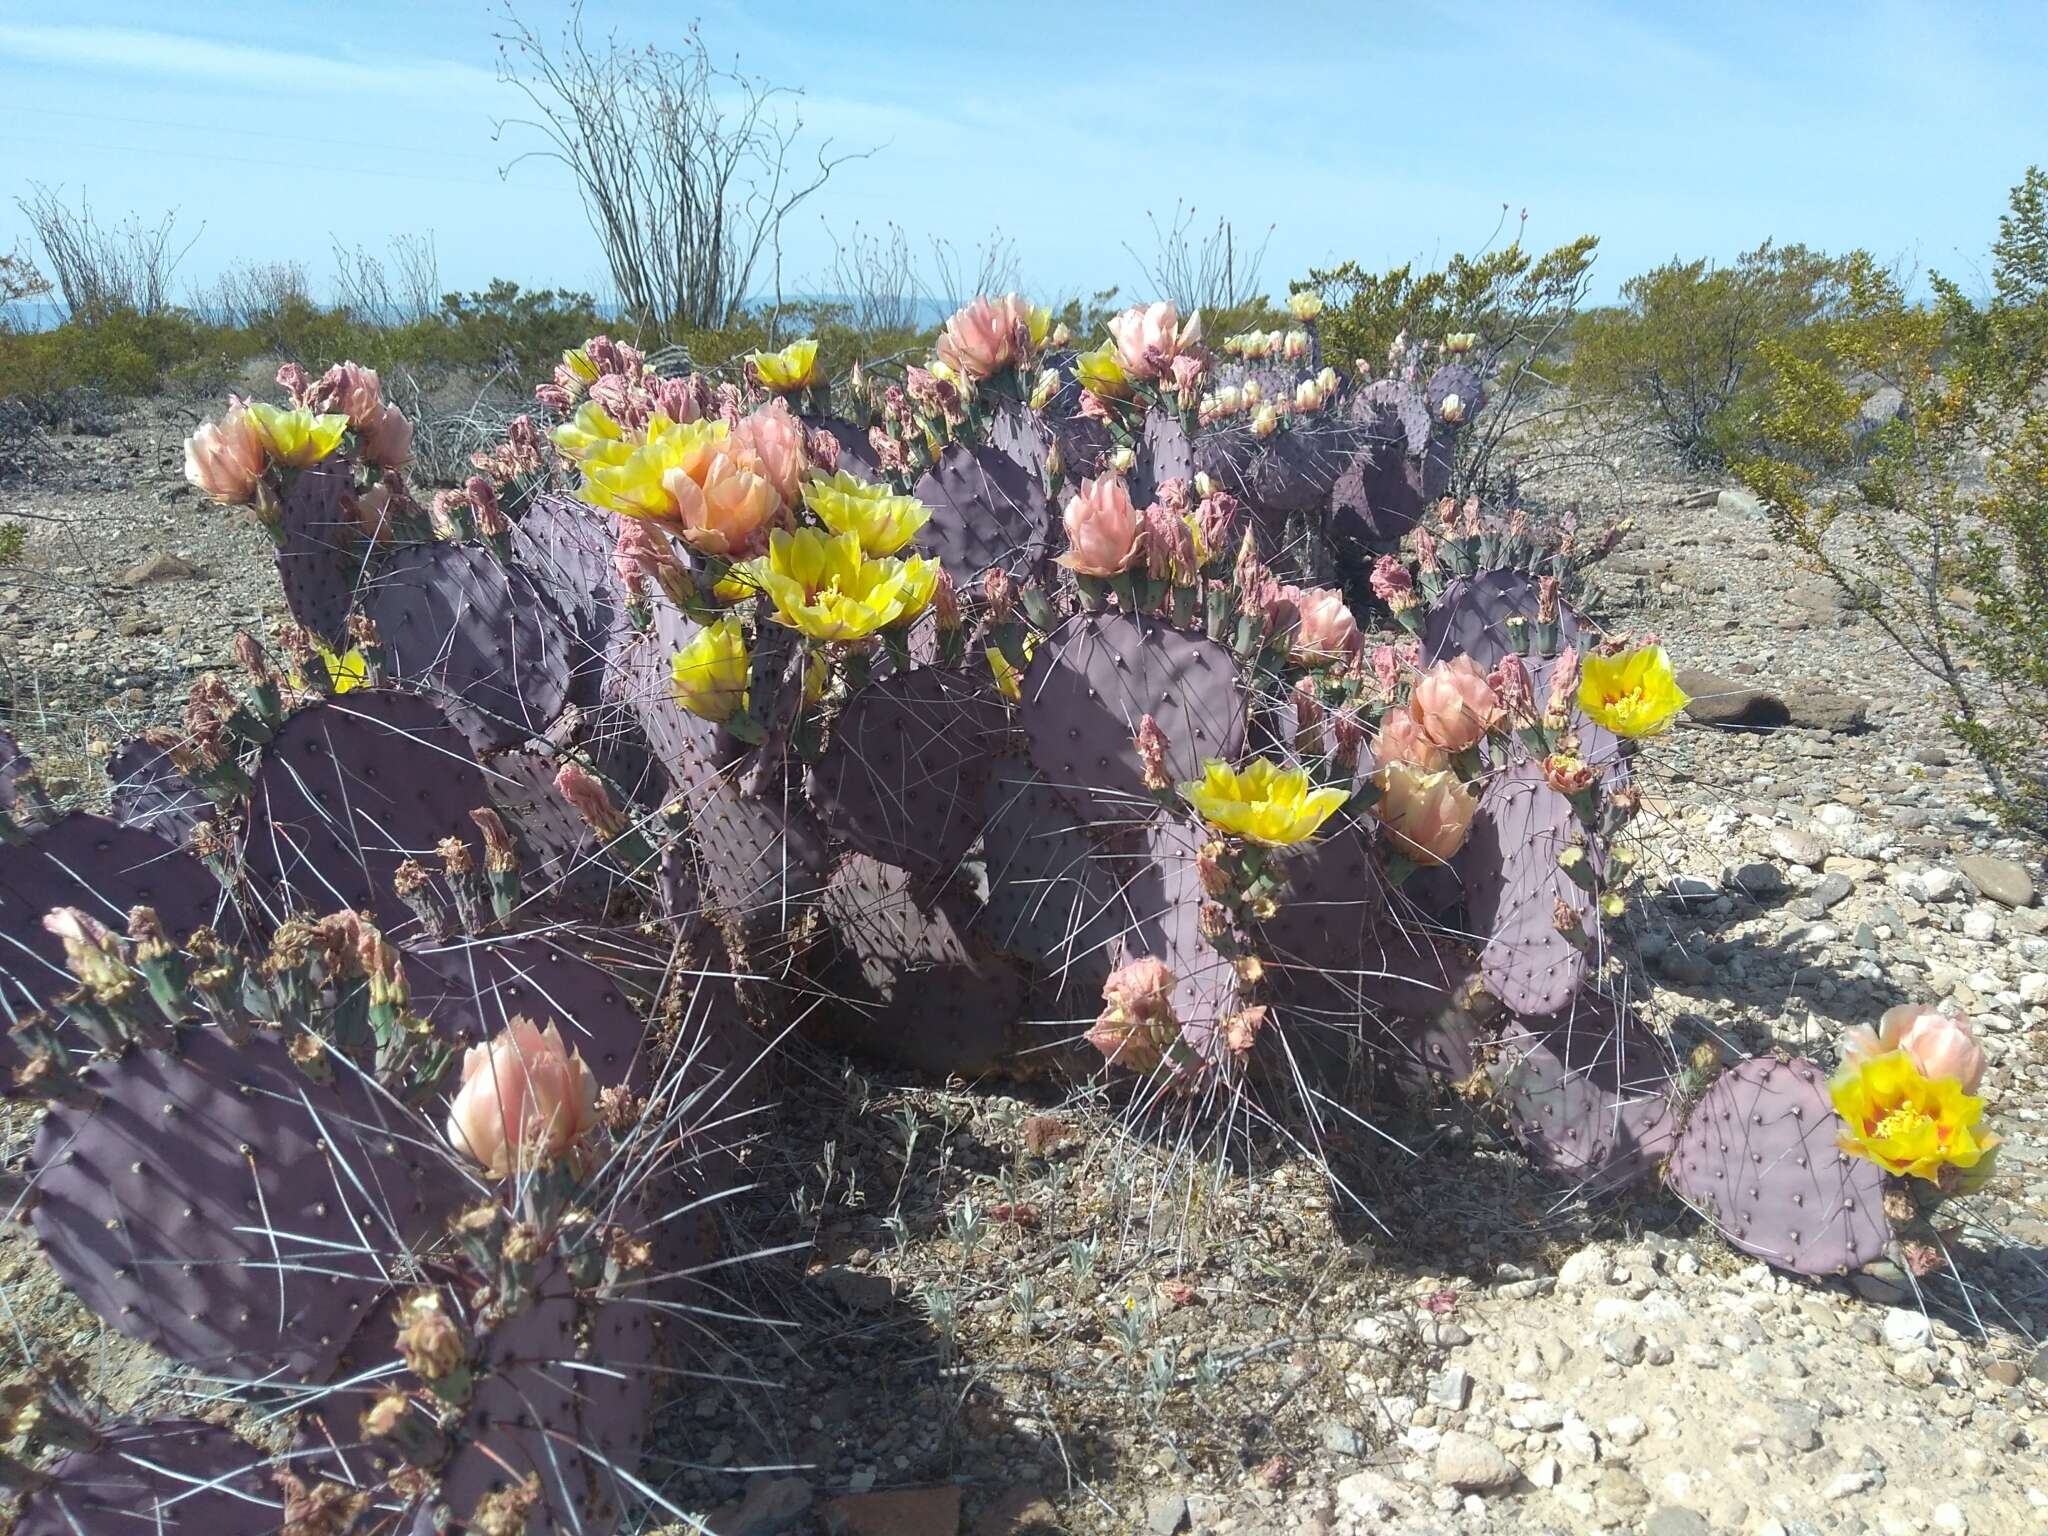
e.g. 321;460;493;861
244;403;350;469
759;527;937;641
751;338;823;394
1180;757;1348;847
802;470;931;556
1073;344;1131;400
1830;1049;1999;1186
1027;303;1053;350
581;416;729;519
670;614;750;723
803;650;829;706
550;401;629;465
714;556;770;604
1578;645;1691;739
561;346;600;385
295;641;367;695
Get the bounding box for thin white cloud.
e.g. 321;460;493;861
0;22;497;101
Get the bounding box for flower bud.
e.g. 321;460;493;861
1250;404;1280;438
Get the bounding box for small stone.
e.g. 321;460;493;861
1716;488;1765;519
1528;1456;1562;1488
1557;1244;1612;1289
823;1266;896;1313
1595;1467;1650;1512
1144;1493;1187;1535
1434;1431;1519;1493
1727;861;1785;897
1983;1360;2022;1388
1786;691;1869;733
1961;910;1997;942
1771;826;1827;868
1933;1501;1968;1534
1663;875;1719;908
1333;1471;1395;1521
1598;1326;1646;1366
1882;1307;1934;1351
1918;867;1964;903
1958;853;2035;909
1646;1509;1712;1536
1605;1414;1647;1447
1809;872;1855;910
1825;1468;1881;1501
117;550;200;586
1320;1421;1363;1459
1427;1368;1471;1410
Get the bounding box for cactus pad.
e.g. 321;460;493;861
242;692;487;937
975;761;1129;1008
359;541;577;753
106;735;213;842
1666;1055;1890;1276
0;813;234;1021
912;440;1052;586
1488;995;1678;1193
0;726;27;810
29;1030;461;1381
813;668;1007;883
1457;757;1597;1017
1425;361;1486;423
1421;571;1591;671
1019;613;1245;823
275;463;362;647
16;1420;283;1534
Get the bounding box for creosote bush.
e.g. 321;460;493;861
1571;240;1854;466
1739;169;2048;836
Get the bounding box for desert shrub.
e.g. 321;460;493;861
1738;169;2048;835
1570;241;1854;466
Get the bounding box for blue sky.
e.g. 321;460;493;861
0;1;2040;311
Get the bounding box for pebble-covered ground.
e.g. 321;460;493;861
0;401;2041;1536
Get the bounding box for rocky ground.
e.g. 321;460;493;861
0;402;2043;1536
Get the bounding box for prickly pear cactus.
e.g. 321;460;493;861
1667;1056;1890;1276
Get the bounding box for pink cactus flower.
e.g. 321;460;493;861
444;1016;600;1179
1371;708;1450;774
1057;474;1144;577
346;484;394;544
729;397;809;508
806;424;842;475
183;405;267;505
665;449;781;558
553;762;627;840
1291;586;1361;661
612;519;677;600
1489;653;1538;728
1409;656;1504;752
1842;1005;1986;1094
1087;957;1180;1072
655;375;705;425
936;293;1038;380
1369;554;1417;613
356;404;414;470
1370;643;1402;700
1107;301;1202;381
1167;353;1206;399
465;475;507;538
313;361;384;430
276;362;312;406
1544;647;1581;724
1373;762;1479;866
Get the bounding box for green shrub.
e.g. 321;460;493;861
1569;241;1854;466
1737;170;2048;836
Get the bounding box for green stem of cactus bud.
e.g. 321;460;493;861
936;620;966;670
1382;852;1419;888
222;702;273;749
1517;724;1551;760
486;867;519;925
842;644;871;695
882;627;912;677
132;942;190;1027
284;1027;333;1084
1110;573;1140;615
1076;574;1107;613
59;993;130;1057
1019;585;1057;632
1450;746;1484;788
445;501;476;543
1204;582;1232;643
1534;618;1559;657
600;823;658;882
1171;581;1197;629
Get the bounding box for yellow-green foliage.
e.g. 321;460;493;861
1303;234;1599;374
1570;242;1853;466
1738;170;2048;835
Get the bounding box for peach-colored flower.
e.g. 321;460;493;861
1371;708;1450;773
347;484;394;544
444;1017;600;1179
1291;587;1361;661
357;404;414;469
1087;957;1180;1072
183;404;267;505
1409;656;1503;752
666;448;782;558
1373;762;1478;866
314;361;384;430
1107;302;1202;381
1056;474;1143;576
728;397;809;508
935;293;1043;380
1842;1005;1986;1095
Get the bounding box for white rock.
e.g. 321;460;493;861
1605;1414;1647;1447
1933;1502;1968;1534
1882;1307;1935;1351
1528;1455;1562;1489
1920;867;1964;903
1815;803;1858;831
1434;1431;1520;1493
2021;973;2048;1006
1558;1245;1613;1289
1962;910;1998;942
